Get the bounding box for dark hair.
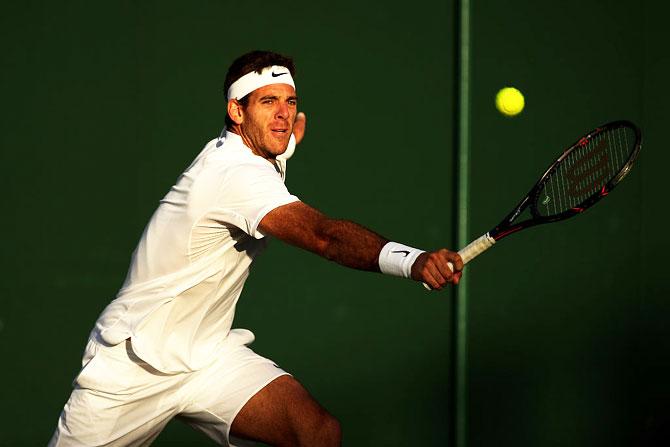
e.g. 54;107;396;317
224;50;296;128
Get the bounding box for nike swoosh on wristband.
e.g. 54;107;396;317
391;250;410;257
271;71;288;77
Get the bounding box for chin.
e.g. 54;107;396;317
272;140;290;155
261;144;286;160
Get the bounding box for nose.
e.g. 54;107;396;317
275;101;289;120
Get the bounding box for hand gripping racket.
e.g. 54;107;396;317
424;120;642;289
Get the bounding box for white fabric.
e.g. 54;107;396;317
227;65;295;100
49;329;289;447
378;241;425;278
93;131;299;373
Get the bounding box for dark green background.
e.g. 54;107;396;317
467;2;669;445
1;1;667;446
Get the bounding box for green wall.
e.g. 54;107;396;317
1;1;458;445
466;1;669;446
1;1;668;446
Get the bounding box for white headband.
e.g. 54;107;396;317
227;65;295;100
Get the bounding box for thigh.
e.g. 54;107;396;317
178;329;291;446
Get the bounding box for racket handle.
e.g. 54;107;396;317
422;233;495;290
459;232;496;264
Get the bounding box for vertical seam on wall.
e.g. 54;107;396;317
454;0;471;446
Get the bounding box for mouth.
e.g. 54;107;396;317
270;128;290;138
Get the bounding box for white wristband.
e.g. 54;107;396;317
378;242;425;279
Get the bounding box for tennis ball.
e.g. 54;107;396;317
495;87;525;117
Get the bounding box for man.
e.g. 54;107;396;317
50;50;463;447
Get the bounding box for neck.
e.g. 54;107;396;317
229;126;277;166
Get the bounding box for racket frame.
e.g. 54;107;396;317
488;120;642;242
422;120;642;290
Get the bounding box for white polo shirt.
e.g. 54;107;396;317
93;131;299;374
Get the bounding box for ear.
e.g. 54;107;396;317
293;112;306;145
227;99;244;125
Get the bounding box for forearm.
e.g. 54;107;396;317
314;218;387;272
313;217;464;289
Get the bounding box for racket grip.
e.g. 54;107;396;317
422;233;496;290
458;232;496;264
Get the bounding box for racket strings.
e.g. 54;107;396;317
537;126;636;217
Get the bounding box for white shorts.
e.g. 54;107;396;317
49;329;289;447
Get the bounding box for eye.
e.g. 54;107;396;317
288;99;297;106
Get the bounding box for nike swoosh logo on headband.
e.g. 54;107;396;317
272;71;288;77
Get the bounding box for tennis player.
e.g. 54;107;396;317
49;50;463;447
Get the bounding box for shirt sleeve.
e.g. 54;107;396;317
211;161;299;239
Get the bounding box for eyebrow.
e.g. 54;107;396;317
259;95;299;101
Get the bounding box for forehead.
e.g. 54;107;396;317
248;83;296;100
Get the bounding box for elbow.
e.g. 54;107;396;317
313;220;337;260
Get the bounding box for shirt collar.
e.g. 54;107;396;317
222;130;286;178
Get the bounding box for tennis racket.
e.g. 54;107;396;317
424;120;642;289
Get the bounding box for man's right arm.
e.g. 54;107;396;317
258;201;463;290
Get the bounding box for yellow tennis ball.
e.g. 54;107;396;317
495;87;525;117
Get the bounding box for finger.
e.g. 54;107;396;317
418;258;442;290
445;251;464;272
425;262;447;290
434;250;455;281
425;269;461;290
423;271;442;290
293;112;306;144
